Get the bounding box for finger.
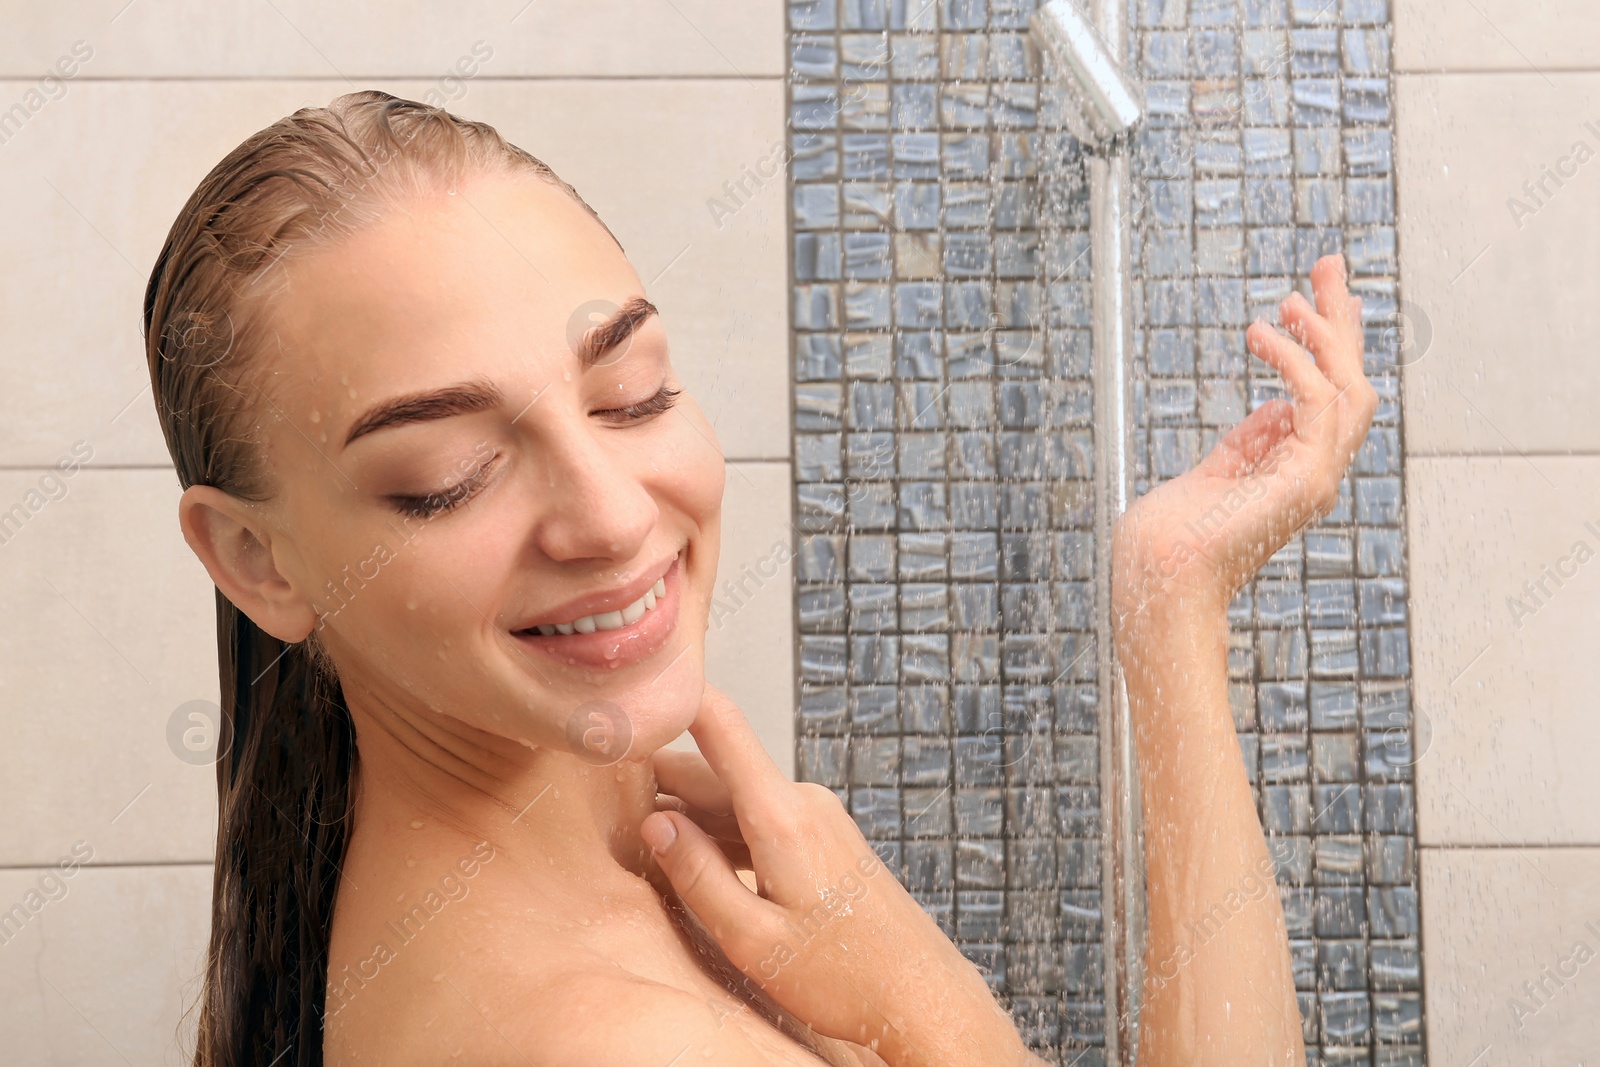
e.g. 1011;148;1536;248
1279;292;1339;367
1194;398;1294;481
1309;253;1351;319
656;793;745;844
716;838;754;872
656;796;755;868
1245;321;1339;451
653;747;734;817
1304;255;1368;389
685;683;792;815
1333;387;1380;472
642;809;769;937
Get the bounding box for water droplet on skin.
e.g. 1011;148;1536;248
406;857;417;868
309;410;321;423
406;600;418;611
410;819;424;829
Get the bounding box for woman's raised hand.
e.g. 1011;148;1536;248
643;683;1040;1067
1111;253;1379;624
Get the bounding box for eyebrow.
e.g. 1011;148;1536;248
342;378;505;449
574;296;658;367
340;297;659;449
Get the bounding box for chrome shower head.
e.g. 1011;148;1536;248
1029;0;1143;149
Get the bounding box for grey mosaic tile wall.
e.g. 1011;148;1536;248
785;0;1421;1063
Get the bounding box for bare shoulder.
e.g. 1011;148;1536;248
334;964;831;1067
531;972;893;1067
520;970;814;1066
323;854;875;1066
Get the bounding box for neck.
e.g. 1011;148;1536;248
338;675;665;898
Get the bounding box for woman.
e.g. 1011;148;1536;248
145;91;1374;1066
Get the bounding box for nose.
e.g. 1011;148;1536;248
518;411;659;565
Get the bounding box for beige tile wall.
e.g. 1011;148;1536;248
18;0;1593;1060
0;2;789;1060
1420;849;1600;1064
1396;0;1600;1056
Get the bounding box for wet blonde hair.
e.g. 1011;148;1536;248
143;89;619;1067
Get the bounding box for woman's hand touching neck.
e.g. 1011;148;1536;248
339;676;671;898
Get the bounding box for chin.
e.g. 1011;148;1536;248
491;542;712;760
506;631;706;766
606;647;706;761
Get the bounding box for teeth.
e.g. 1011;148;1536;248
525;576;666;637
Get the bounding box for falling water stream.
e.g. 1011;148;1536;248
789;0;1419;1061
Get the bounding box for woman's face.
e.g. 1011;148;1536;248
243;169;725;760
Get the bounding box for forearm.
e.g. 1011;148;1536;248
1116;595;1303;1066
871;968;1048;1067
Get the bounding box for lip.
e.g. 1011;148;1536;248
510;551;678;631
508;552;681;670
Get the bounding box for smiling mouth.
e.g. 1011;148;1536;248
520;574;667;636
509;553;683;669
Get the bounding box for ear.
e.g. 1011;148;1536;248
178;485;318;643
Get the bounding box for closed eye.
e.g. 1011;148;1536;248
387;454;500;520
595;385;681;422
